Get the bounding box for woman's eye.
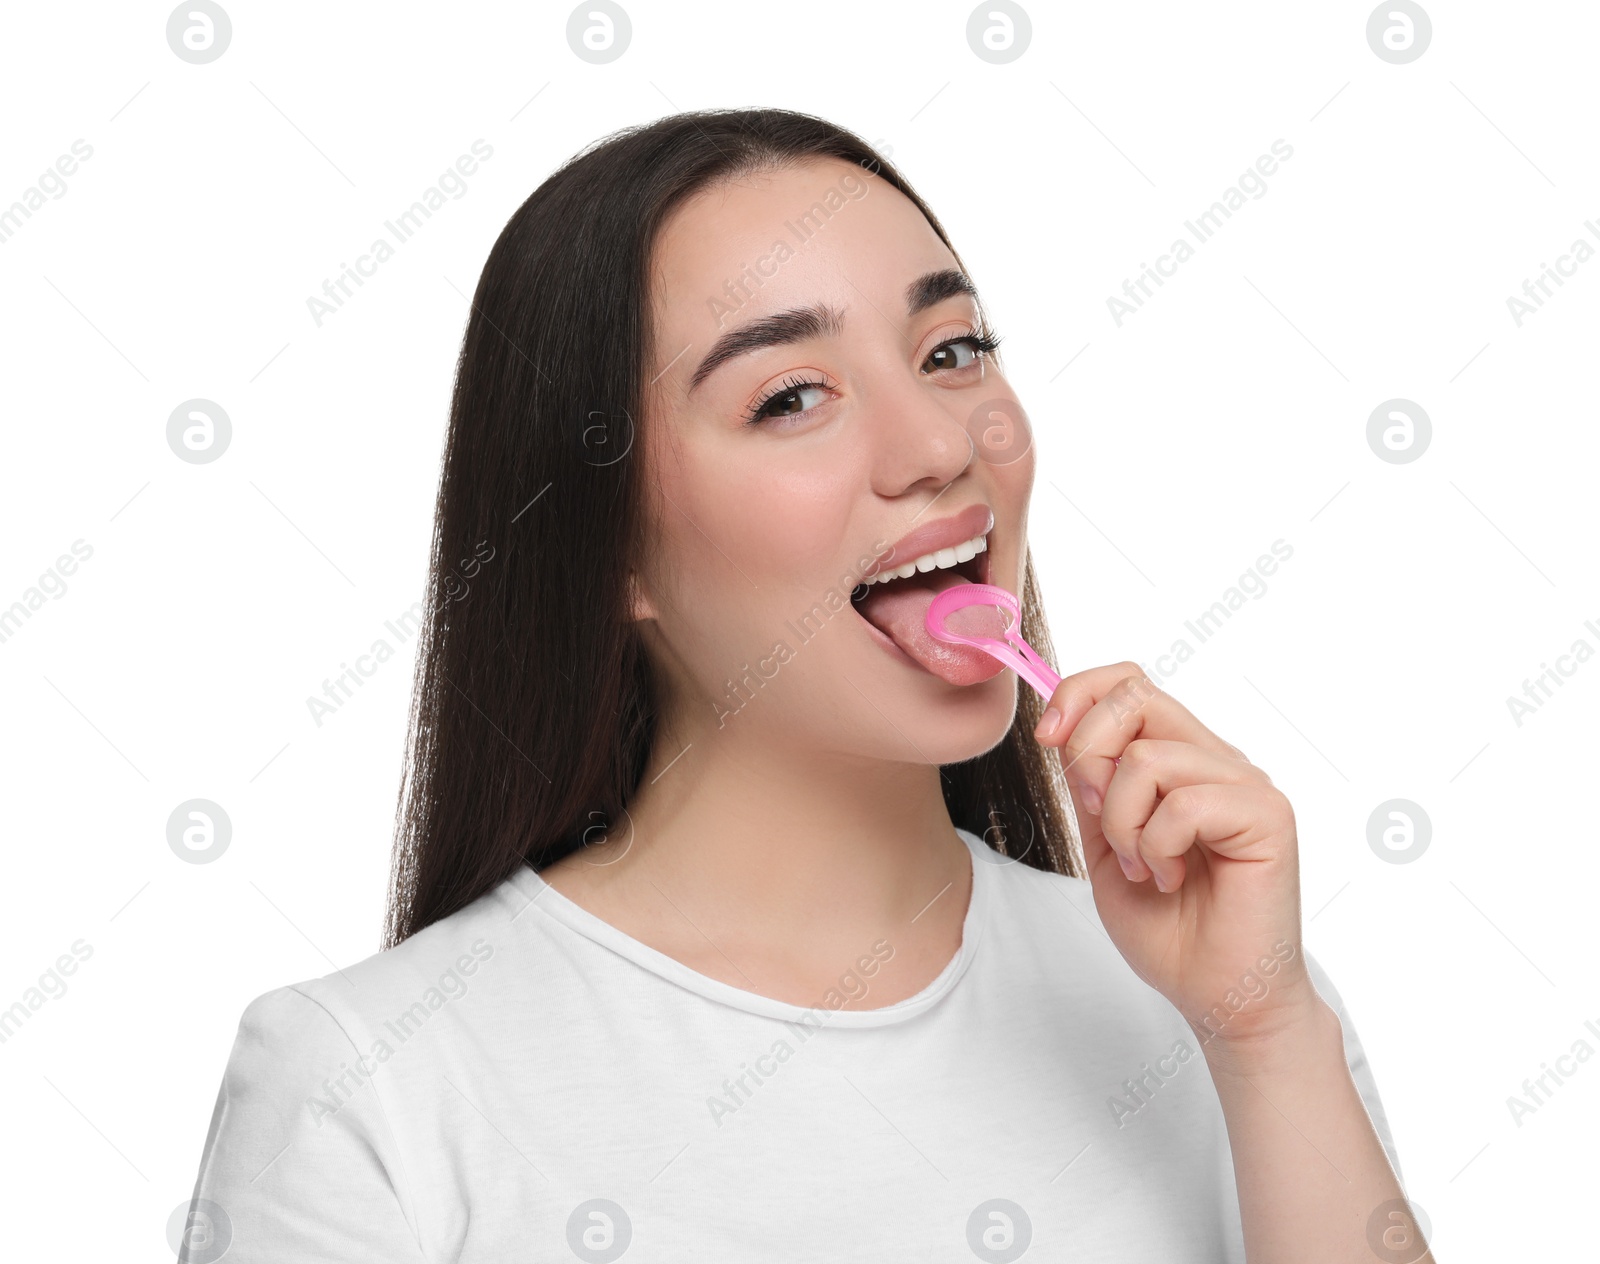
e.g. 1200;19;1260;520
745;332;999;426
746;380;832;425
923;335;989;374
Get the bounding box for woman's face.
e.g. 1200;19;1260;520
635;156;1036;767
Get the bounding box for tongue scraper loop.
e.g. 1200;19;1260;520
925;582;1062;703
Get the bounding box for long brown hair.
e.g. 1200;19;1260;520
383;107;1083;949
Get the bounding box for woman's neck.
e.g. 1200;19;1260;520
539;736;974;1008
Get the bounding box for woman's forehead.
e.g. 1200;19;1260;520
647;167;959;376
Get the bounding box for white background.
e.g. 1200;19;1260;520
1;1;1594;1259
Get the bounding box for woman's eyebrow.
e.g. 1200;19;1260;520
685;268;980;395
905;267;979;319
687;304;843;395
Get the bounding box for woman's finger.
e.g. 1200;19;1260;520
1098;739;1273;881
1132;781;1294;892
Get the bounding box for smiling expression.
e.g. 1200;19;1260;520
629;156;1037;766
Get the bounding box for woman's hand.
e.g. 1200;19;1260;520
1034;662;1324;1060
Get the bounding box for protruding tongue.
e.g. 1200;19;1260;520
854;567;1008;685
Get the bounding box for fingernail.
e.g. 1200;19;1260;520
1035;706;1062;741
1079;783;1101;814
1151;869;1170;893
1117;853;1138;880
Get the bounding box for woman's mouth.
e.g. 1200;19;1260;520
849;523;1008;686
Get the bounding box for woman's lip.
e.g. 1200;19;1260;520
874;502;995;578
854;517;996;598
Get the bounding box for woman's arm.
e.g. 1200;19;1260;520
1033;662;1434;1262
1199;995;1432;1263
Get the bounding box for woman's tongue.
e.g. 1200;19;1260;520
854;566;1007;686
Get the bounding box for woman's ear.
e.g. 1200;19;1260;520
627;570;658;623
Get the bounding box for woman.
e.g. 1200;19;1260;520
182;108;1430;1263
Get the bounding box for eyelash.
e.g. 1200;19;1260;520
741;328;1004;426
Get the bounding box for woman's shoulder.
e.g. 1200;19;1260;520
231;864;535;1058
187;882;540;1261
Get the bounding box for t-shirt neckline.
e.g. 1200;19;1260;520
509;826;992;1028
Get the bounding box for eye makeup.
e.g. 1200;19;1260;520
740;325;1004;427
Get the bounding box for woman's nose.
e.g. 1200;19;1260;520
868;385;978;494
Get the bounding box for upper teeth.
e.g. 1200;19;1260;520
865;533;987;584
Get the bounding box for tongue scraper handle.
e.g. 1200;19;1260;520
925;582;1063;703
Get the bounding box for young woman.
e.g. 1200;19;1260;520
182;108;1431;1263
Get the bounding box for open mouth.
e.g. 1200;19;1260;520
865;531;991;589
849;532;1007;686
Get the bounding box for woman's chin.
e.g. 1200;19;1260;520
908;677;1022;763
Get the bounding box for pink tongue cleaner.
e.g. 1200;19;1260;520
856;569;1007;685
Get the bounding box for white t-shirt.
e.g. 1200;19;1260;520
182;826;1402;1263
